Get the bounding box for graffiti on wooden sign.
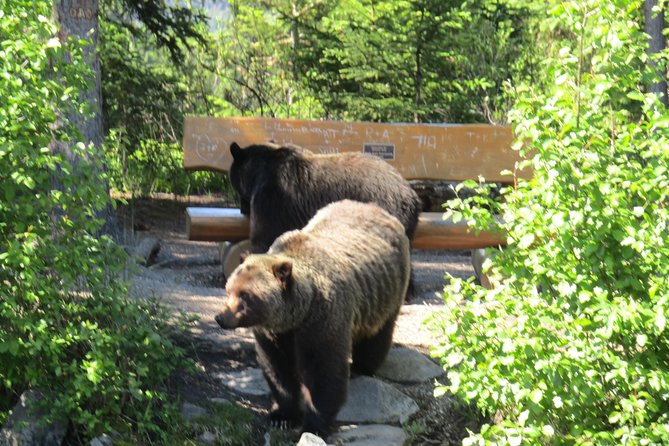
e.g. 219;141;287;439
68;0;95;20
193;133;227;163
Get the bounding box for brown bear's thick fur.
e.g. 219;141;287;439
228;142;422;254
215;200;411;436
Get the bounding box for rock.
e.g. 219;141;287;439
331;424;407;446
471;248;493;289
375;347;443;383
221;239;252;279
197;431;217;444
0;390;67;446
216;368;270;396
191;330;256;355
133;234;160;266
297;432;328;445
409;180;459;212
181;402;208;421
409;180;501;212
208;397;231;405
336;377;419;425
90;433;113;446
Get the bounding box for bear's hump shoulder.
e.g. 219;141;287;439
269;230;312;254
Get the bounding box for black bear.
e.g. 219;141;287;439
228;142;422;254
215;200;411;436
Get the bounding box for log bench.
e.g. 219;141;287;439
182;116;528;279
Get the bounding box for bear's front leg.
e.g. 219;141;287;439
254;329;302;428
351;313;398;375
296;329;351;436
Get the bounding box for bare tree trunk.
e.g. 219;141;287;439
289;2;300;117
644;0;668;107
413;5;425;123
54;0;103;153
414;44;423;123
52;0;120;238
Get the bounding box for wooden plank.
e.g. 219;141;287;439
413;213;506;250
186;208;250;242
182;116;528;183
186;207;506;250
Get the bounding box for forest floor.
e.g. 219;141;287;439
116;194;485;445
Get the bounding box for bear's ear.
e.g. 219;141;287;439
272;260;292;289
230;142;242;158
239;251;249;263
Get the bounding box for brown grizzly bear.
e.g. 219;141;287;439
228;142;422;254
215;200;411;436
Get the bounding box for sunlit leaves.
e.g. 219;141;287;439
430;0;669;444
1;1;191;439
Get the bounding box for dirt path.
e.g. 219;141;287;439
118;195;483;445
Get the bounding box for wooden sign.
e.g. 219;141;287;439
182;116;528;183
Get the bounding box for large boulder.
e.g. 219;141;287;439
375;347;443;383
0;391;67;446
336;377;418;425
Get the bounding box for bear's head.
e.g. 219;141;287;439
229;143;281;215
229;142;256;215
229;142;312;215
215;253;297;331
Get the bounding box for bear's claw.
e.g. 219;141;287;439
269;419;290;430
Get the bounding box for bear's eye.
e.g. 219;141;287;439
238;291;253;302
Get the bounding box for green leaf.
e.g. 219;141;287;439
626;91;644;101
655;311;666;333
530;389;543;404
434;386;448;398
517;233;535;249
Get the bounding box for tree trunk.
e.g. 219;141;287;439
54;0;103;152
414;44;423;123
53;0;120;238
289;2;300;117
414;6;425;123
644;0;668;107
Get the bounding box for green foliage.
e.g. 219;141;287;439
0;1;192;439
100;16;188;148
105;0;207;64
104;130;230;196
195;0;541;123
98;0;545;196
430;1;669;444
178;400;257;445
294;0;541;122
99;8;230;196
115;399;258;445
202;0;326;118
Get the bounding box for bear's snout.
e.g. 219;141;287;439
215;298;248;329
215;311;236;329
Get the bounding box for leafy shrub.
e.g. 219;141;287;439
99;14;231;198
104;129;231;196
430;1;669;444
1;1;192;439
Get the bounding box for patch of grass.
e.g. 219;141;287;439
181;399;257;445
266;428;299;446
113;399;258;445
404;419;427;443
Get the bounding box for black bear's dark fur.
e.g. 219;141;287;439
228;142;422;254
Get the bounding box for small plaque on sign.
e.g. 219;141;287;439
363;143;395;160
